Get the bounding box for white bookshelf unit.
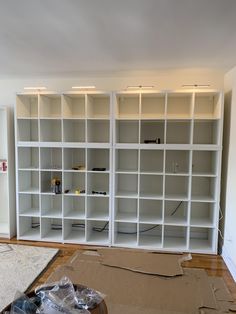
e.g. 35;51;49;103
0;107;16;238
16;92;112;245
113;91;223;253
15;90;223;253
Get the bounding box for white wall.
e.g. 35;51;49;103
222;66;236;281
0;68;224;108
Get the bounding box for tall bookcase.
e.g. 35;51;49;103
0;106;16;238
113;90;223;253
15;92;112;245
15;90;223;253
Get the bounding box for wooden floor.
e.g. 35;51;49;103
1;238;236;301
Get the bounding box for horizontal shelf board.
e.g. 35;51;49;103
64;193;86;197
64;169;86;173
139;193;163;199
18;167;39;171
62;117;86;120
139;216;163;224
19;208;40;217
41;209;62;218
87;193;109;198
192;172;217;177
163;237;187;249
87;117;110;120
19;187;40;194
194;117;220;121
41;168;62;172
64;230;86;243
0;223;9;234
116;169;138;174
189;238;213;251
115;212;138;222
138;235;162;247
64;211;85;219
114;233;138;246
18;141;39;147
164;194;189;201
87;231;109;244
116;191;138;198
19;229;40;240
191;196;215;202
87;212;109;220
17;117;38;120
140;171;164;175
166;116;192;120
42;230;62;241
40;117;62;120
87;170;110;174
116;117;140;120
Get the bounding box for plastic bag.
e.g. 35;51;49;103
75;286;105;310
35;277;89;314
9;292;39;314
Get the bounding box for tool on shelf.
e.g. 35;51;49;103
144;138;161;144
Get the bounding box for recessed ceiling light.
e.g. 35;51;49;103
24;87;47;90
72;86;96;90
126;85;155;90
182;84;210;88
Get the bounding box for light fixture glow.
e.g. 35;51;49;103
182;84;210;88
72;86;96;90
126;85;155;90
24;87;47;90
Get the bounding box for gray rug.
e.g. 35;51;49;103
0;243;58;311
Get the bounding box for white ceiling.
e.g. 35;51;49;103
0;0;236;76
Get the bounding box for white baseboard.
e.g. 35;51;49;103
222;245;236;282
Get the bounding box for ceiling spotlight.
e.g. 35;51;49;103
24;87;47;90
72;86;96;90
126;85;155;90
182;84;210;88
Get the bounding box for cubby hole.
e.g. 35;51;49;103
193;120;219;145
19;194;39;216
41;218;62;241
41;171;62;194
87;148;109;171
87;120;110;143
87;220;109;243
64;195;85;219
17;119;38;142
19;170;39;193
116;120;139;144
140;150;163;173
166;121;191;144
165;150;190;174
62;94;85;118
19;216;40;240
138;223;162;247
140;175;163;198
189;227;214;251
40;119;62;142
192;151;218;176
190;202;215;227
164;200;188;225
87;173;109;195
194;93;221;119
64;148;86;171
87;196;109;220
139;199;163;223
191;177;216;201
116;149;138;172
114;222;137;246
40;95;61;118
87;94;110;119
165;175;189;200
64;172;85;195
116;174;138;197
115;198;138;222
40;148;62;170
16;95;38;118
167;94;192;119
140;120;165;144
63;119;85;143
116;95;139;119
164;225;187;249
41;194;62;218
64;219;86;243
141;94;165;119
18;147;39;170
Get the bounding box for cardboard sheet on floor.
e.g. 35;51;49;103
47;262;217;314
97;248;191;276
